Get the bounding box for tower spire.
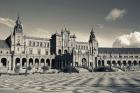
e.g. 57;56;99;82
13;15;23;35
16;14;21;25
89;28;96;43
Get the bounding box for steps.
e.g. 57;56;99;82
76;67;90;73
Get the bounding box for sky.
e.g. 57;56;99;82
0;0;140;47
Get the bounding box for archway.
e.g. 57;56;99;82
40;58;45;67
82;58;87;68
35;58;39;68
58;49;61;55
128;60;132;66
29;58;33;67
46;59;50;66
123;61;126;66
102;60;104;66
112;60;116;66
15;58;20;67
51;59;55;69
98;60;101;67
22;58;27;68
133;60;137;66
107;61;111;66
1;58;7;67
117;61;121;67
64;50;68;54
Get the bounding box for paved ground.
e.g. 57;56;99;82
0;72;140;93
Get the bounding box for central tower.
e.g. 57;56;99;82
88;28;98;68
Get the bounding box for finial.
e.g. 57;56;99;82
91;28;94;32
16;13;21;25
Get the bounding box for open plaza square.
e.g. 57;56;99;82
0;72;140;93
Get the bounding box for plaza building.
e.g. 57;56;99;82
0;16;140;73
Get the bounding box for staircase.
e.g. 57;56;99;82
76;67;90;73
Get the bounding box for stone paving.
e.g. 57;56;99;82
0;72;140;93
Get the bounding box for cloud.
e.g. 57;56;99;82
112;31;140;48
26;28;51;38
105;8;126;21
96;24;103;29
0;17;15;28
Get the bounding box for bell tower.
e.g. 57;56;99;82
11;16;25;54
89;28;98;68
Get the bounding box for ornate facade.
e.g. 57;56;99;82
0;16;140;73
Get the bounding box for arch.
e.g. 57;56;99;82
102;60;105;66
117;61;121;67
82;58;87;67
22;58;27;67
40;58;45;66
98;60;101;67
15;58;20;67
51;59;55;69
128;60;132;66
64;50;68;54
112;60;116;66
58;49;62;55
75;62;78;67
107;61;111;66
1;58;7;67
133;60;137;66
35;58;39;68
46;59;50;66
123;60;126;66
29;58;33;66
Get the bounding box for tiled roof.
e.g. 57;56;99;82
0;40;10;49
25;36;50;41
98;47;140;54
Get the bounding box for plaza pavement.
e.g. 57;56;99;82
0;72;140;93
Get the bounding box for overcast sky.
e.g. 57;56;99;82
0;0;140;47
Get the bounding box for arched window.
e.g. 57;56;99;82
29;58;33;66
1;58;7;67
64;50;68;54
22;58;27;67
58;49;61;55
46;59;50;66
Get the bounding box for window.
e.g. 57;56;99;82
33;42;35;46
38;49;41;55
40;42;42;47
45;50;48;55
0;51;2;53
83;46;85;50
29;48;33;54
44;42;46;47
129;56;133;58
47;43;49;47
17;48;19;51
37;42;39;46
81;46;83;50
17;39;20;45
124;56;128;58
29;41;31;46
86;46;88;50
119;56;122;58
